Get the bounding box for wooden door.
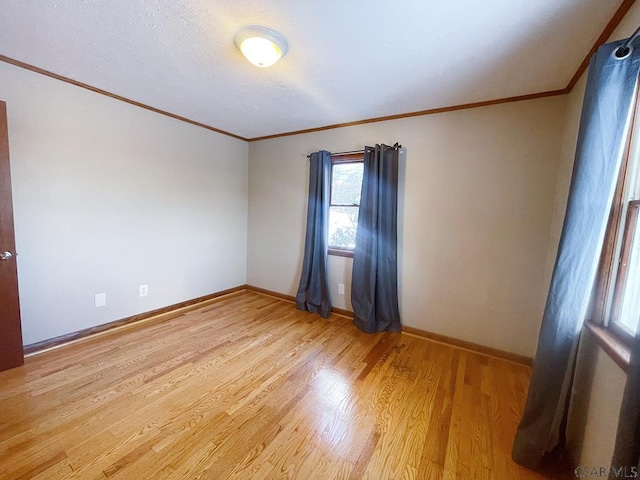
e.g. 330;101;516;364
0;100;23;371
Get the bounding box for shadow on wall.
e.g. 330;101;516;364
566;329;627;468
566;330;599;460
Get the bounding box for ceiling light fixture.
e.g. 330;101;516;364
234;26;288;68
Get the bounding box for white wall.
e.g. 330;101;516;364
248;96;567;357
568;330;626;469
0;62;248;345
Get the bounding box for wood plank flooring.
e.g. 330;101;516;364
0;291;568;479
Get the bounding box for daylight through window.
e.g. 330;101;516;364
611;200;640;337
328;156;364;255
595;102;640;344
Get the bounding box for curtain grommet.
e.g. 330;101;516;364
614;45;633;60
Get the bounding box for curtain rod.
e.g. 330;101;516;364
615;25;640;59
306;145;402;158
306;149;364;158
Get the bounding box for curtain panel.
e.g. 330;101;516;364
351;143;402;333
296;150;332;318
512;40;640;470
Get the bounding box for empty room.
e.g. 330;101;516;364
1;1;640;479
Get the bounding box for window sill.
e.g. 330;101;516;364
585;321;631;372
328;248;354;258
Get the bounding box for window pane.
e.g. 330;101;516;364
329;206;359;249
331;163;363;205
615;212;640;335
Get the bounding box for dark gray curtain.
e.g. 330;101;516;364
610;336;640;477
351;143;401;333
296;150;332;318
512;41;640;469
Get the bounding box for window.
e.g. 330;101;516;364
593;103;640;345
610;200;640;339
328;154;364;257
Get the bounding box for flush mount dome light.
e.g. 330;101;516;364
234;26;288;68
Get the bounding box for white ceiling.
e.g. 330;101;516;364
0;1;624;140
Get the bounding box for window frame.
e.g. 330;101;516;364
608;199;640;344
328;152;364;258
590;90;640;348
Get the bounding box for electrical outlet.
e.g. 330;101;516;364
95;292;107;308
139;284;148;297
338;283;345;295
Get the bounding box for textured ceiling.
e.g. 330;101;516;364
0;0;624;139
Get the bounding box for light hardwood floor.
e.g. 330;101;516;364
0;291;567;479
